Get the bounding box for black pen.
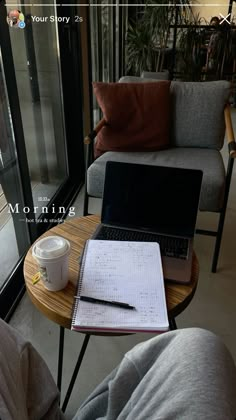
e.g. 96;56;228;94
74;295;135;310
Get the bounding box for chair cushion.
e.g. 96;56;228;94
92;81;171;158
170;81;230;150
119;77;231;150
87;149;225;212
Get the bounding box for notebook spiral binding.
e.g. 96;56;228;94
71;240;89;327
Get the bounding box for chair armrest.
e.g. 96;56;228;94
224;104;236;158
84;118;106;145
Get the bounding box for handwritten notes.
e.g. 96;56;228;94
72;240;169;332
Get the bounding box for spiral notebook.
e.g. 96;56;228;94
71;240;169;333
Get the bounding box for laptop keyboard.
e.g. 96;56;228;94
95;226;189;259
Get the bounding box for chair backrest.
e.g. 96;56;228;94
170;81;230;150
119;76;231;150
141;70;169;80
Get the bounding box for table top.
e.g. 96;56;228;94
24;215;199;330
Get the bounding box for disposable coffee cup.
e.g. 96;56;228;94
32;235;71;291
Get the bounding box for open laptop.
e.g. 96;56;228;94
93;162;203;284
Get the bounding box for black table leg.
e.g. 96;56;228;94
62;333;90;413
169;318;177;330
57;326;65;393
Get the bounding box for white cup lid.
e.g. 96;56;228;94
33;236;69;258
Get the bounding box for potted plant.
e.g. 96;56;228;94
125;0;193;76
177;15;236;81
177;14;207;81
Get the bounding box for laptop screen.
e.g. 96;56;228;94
101;162;203;237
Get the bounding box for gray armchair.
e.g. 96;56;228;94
83;77;236;273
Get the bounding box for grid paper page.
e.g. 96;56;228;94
73;240;168;332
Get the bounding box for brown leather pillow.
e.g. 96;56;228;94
93;81;171;158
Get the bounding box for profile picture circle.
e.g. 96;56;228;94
7;9;25;28
19;21;26;29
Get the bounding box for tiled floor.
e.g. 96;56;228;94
9;120;236;418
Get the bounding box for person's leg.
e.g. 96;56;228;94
0;319;64;420
74;328;236;420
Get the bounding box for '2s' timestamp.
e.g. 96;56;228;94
74;16;83;23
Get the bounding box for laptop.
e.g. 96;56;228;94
93;162;203;284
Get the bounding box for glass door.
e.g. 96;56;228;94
6;1;68;215
0;1;85;319
89;0;128;124
0;59;31;288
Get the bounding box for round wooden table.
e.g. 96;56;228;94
24;214;199;330
23;214;199;412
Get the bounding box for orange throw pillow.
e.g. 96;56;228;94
93;81;171;158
